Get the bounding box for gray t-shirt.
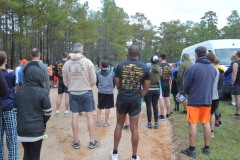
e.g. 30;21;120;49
212;67;220;100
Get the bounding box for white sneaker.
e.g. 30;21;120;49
110;152;118;160
211;132;215;138
55;112;60;117
64;111;69;117
131;156;140;160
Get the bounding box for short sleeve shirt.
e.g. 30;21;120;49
115;59;150;99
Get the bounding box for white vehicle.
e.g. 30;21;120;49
181;39;240;69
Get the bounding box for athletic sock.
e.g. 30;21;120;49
204;145;209;149
189;146;195;151
56;110;59;113
113;149;118;154
132;155;137;159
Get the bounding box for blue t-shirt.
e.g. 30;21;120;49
115;58;150;100
1;69;16;111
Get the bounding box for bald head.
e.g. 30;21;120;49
128;45;140;58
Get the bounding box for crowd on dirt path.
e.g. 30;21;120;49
0;44;240;160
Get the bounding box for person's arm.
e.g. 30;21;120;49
62;63;68;87
89;62;97;86
183;68;192;95
96;73;99;88
41;91;52;124
0;70;8;97
140;79;150;97
232;62;238;84
115;77;119;90
114;64;120;89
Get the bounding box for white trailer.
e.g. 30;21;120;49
181;39;240;68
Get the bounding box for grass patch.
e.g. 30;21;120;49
171;100;240;160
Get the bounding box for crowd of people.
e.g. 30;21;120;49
0;43;240;160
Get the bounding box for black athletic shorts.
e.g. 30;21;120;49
98;92;114;109
161;82;170;97
211;99;219;114
58;80;68;94
231;84;240;95
116;94;141;116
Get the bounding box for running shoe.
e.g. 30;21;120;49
131;156;140;160
123;125;130;131
181;148;196;158
55;112;60;117
219;121;223;127
146;123;152;129
64;111;69;117
154;123;159;129
211;132;215;138
71;140;80;149
158;115;165;121
110;152;118;160
103;122;110;127
181;110;187;114
96;121;101;127
202;147;210;155
88;140;100;149
166;114;171;120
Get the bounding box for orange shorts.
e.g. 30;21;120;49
186;106;211;124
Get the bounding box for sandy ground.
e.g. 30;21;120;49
6;87;175;160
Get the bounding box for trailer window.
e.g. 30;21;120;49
215;48;240;66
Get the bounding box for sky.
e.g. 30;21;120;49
81;0;240;29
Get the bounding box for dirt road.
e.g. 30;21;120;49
17;87;175;160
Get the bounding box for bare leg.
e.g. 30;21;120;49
183;99;188;111
235;95;240;114
165;97;171;114
86;111;95;142
210;114;215;131
124;114;129;125
97;108;102;123
129;114;140;156
64;93;69;111
56;94;63;111
159;99;165;115
105;109;110;122
71;113;79;141
114;112;126;150
203;122;211;146
189;123;197;147
231;94;236;105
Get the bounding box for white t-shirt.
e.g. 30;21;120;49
212;67;220;100
15;66;21;84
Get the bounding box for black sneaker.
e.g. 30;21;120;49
71;140;80;149
202;147;210;155
215;124;220;128
181;148;196;158
123;125;129;131
219;121;223;127
166;114;171;120
146;123;152;129
88;140;100;149
181;110;187;114
158;115;165;121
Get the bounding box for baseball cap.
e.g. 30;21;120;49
21;59;28;65
150;55;159;63
73;43;83;53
